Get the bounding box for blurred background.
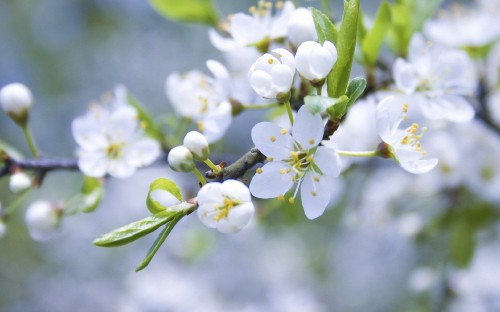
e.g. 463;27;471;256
1;0;499;311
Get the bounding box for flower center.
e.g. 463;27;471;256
400;123;428;155
214;197;241;221
106;143;124;159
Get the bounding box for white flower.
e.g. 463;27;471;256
295;41;337;82
250;106;341;219
72;91;161;178
376;96;438;174
25;201;60;241
208;1;295;52
248;48;296;100
167;146;195;173
393;33;477;123
166;60;232;143
9;172;31;193
0;83;33;123
286;7;317;47
183;131;209;161
197;180;254;234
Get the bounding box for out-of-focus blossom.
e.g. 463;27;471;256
250;106;341;219
248;48;295;101
9;172;31;193
72;90;160;178
25;201;60;241
286;7;317;47
376;96;438;174
167;146;195;173
183;131;209;161
197;180;254;234
397;213;424;238
0;82;33;124
295;41;337;82
166;60;232;142
393;34;477;123
408;267;437;293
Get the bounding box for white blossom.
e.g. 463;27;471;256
393;33;477;123
183;131;209;161
0;82;33;123
286;7;317;47
9;172;31;193
295;41;337;82
250;106;341;219
248;48;296;100
197;180;254;234
376;96;438;174
25;201;60;241
72;90;161;178
168;146;195;173
166;60;232;142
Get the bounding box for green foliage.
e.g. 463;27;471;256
326;78;366;119
304;95;348;115
327;0;360;98
387;3;412;57
149;0;218;26
146;178;183;214
360;1;391;67
310;7;338;45
78;176;104;213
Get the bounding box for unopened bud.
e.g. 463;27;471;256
183;131;209;161
9;172;32;193
168;146;195;172
0;83;33;125
287;8;317;47
25;201;60;241
295;41;337;81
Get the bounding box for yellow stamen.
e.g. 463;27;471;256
270;136;276;142
256;168;263;174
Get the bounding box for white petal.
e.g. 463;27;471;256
72;116;108;151
376;96;405;143
206;59;231;97
314;146;341;177
126;138;161;167
221;179;251;202
292;106;324;150
230;13;266;45
227;202;254;228
300;172;331;219
270;1;296;39
252;122;293;160
250;70;274;98
436;95;475;123
208;29;240;51
271;64;294;92
201;101;232;143
249;162;294;199
106;159;136;178
197;182;223;206
197;204;217;228
108;105;138;141
393;58;418;94
77;150;107;178
216;218;240;234
400;158;439;174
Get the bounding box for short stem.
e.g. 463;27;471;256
204;158;221;174
242;102;279;110
192;167;207;185
336;150;378;157
285;101;294;126
316;86;322;96
21;125;40;158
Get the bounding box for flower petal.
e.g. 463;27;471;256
201;101;232;143
400;158;439;174
314;146;341;177
227;202;254;228
393;58;418;95
197;182;223;206
221;179;251;202
292;106;324;150
230;13;266;45
216;218;241;234
197;204;217;228
77;150;107;178
126;138;161;167
300;172;331;219
252;122;293;160
249;162;294;198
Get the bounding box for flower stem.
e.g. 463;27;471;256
242;102;279;110
285;101;294;125
21;125;40;158
192;167;207;185
5;189;31;215
336;150;378;157
204;158;221;174
316;86;322;96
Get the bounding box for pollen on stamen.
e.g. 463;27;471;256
268;157;274;162
140;121;147;129
277;195;285;201
311;191;317;197
288;197;295;204
309;139;315;145
270;136;276;142
279;169;286;175
280;128;287;135
314;176;320;182
268;58;274;65
256;168;263;174
275;1;284;9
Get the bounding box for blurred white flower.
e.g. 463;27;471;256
166;60;232;142
248;48;296;100
393;33;477;123
9;172;31;193
397;213;423;238
72;92;160;178
167;146;195;173
0;82;33;124
25;201;60;241
183;131;209;161
408;267;437;293
286;7;317;47
250;106;341;219
197;180;254;234
208;1;295;52
295;41;337;82
376;96;438;174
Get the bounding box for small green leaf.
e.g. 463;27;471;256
93;214;172;247
304;95;348;115
328;0;360;98
149;0;218;26
135;215;183;272
360;1;391;66
79;176;104;213
146;178;183;214
311;7;338;45
345;77;367;108
127;94;165;145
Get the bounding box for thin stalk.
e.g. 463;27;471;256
204;158;221;174
285;101;294;125
242;102;279;110
192;167;207;185
336;150;378;157
21;125;39;158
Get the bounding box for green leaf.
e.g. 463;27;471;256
93;214;172;247
135;215;183;272
345;77;367;107
327;0;360;98
146;178;183;214
127;94;165;146
304;95;348;115
360;1;391;66
450;219;475;268
387;3;412;57
149;0;218;26
79;176;104;213
311;7;338;45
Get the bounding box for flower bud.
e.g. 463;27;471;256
9;172;32;193
295;41;338;82
168;146;195;172
0;83;33;125
287;8;317;47
183;131;210;161
25;201;60;241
